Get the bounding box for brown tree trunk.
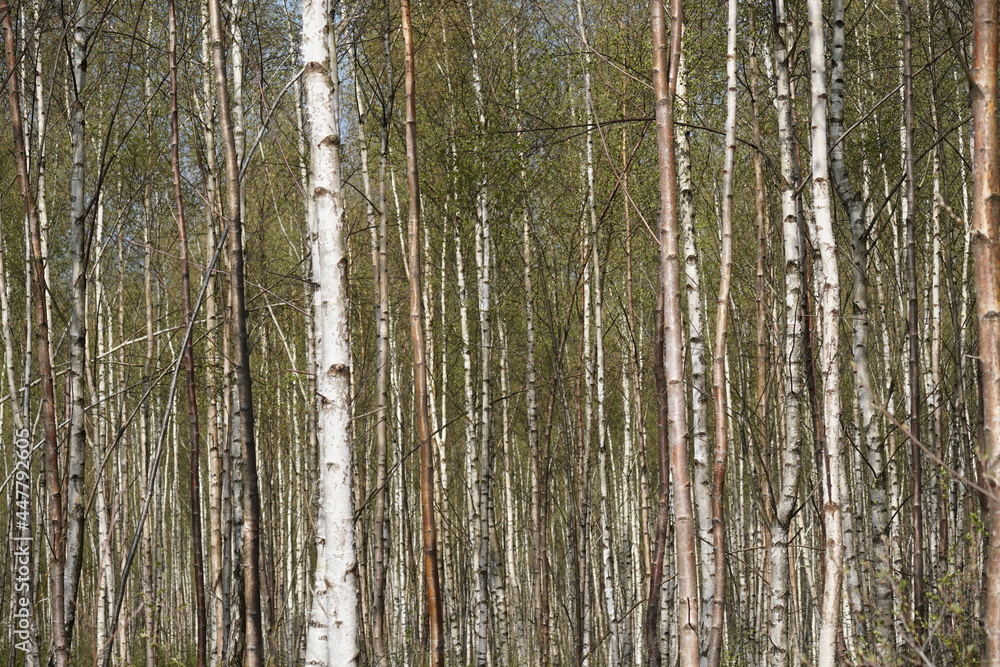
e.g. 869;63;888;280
204;0;263;661
400;1;446;664
1;7;66;666
170;0;207;662
970;1;1000;664
647;1;699;665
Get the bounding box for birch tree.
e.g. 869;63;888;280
169;0;207;662
205;0;265;658
648;1;699;665
301;1;361;664
2;6;66;665
971;0;1000;664
0;1;994;665
63;0;89;643
828;0;894;652
806;0;846;663
707;0;737;661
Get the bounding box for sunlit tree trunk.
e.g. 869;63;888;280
573;2;618;662
498;324;518;664
829;0;886;649
970;1;1000;664
195;4;228;659
350;35;391;665
622;100;652;667
648;1;699;665
675;53;714;653
514;26;548;666
768;2;805;664
464;6;493;663
92;196;114;664
925;26;947;588
300;2;361;663
400;2;445;664
748;42;774;638
707;0;737;661
806;0;845;663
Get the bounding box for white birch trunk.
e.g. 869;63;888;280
675;53;714;648
465;5;493;663
499;324;520;663
768;3;805;665
807;1;845;663
574;2;619;661
64;0;89;636
196;4;228;658
302;4;360;664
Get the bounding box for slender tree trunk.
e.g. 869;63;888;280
465;6;493;663
925;23;947;587
352;33;391;665
749;38;774;606
970;2;1000;665
574;3;618;662
141;174;158;667
205;0;263;659
899;1;925;653
63;0;90;644
169;1;208;662
498;324;518;664
0;184;23;435
707;0;737;661
676;52;714;653
806;1;845;663
400;2;445;664
829;0;890;649
515;27;548;666
648;1;699;665
769;2;805;665
622;98;652;667
196;5;228;659
92;196;113;665
1;8;66;666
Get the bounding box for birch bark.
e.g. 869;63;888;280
807;1;846;663
676;53;714;651
707;0;737;660
1;8;66;665
205;0;264;657
768;3;805;664
196;8;228;659
169;0;207;661
301;1;361;663
63;0;90;643
465;6;493;662
828;0;891;648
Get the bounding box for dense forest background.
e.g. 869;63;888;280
0;0;991;665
